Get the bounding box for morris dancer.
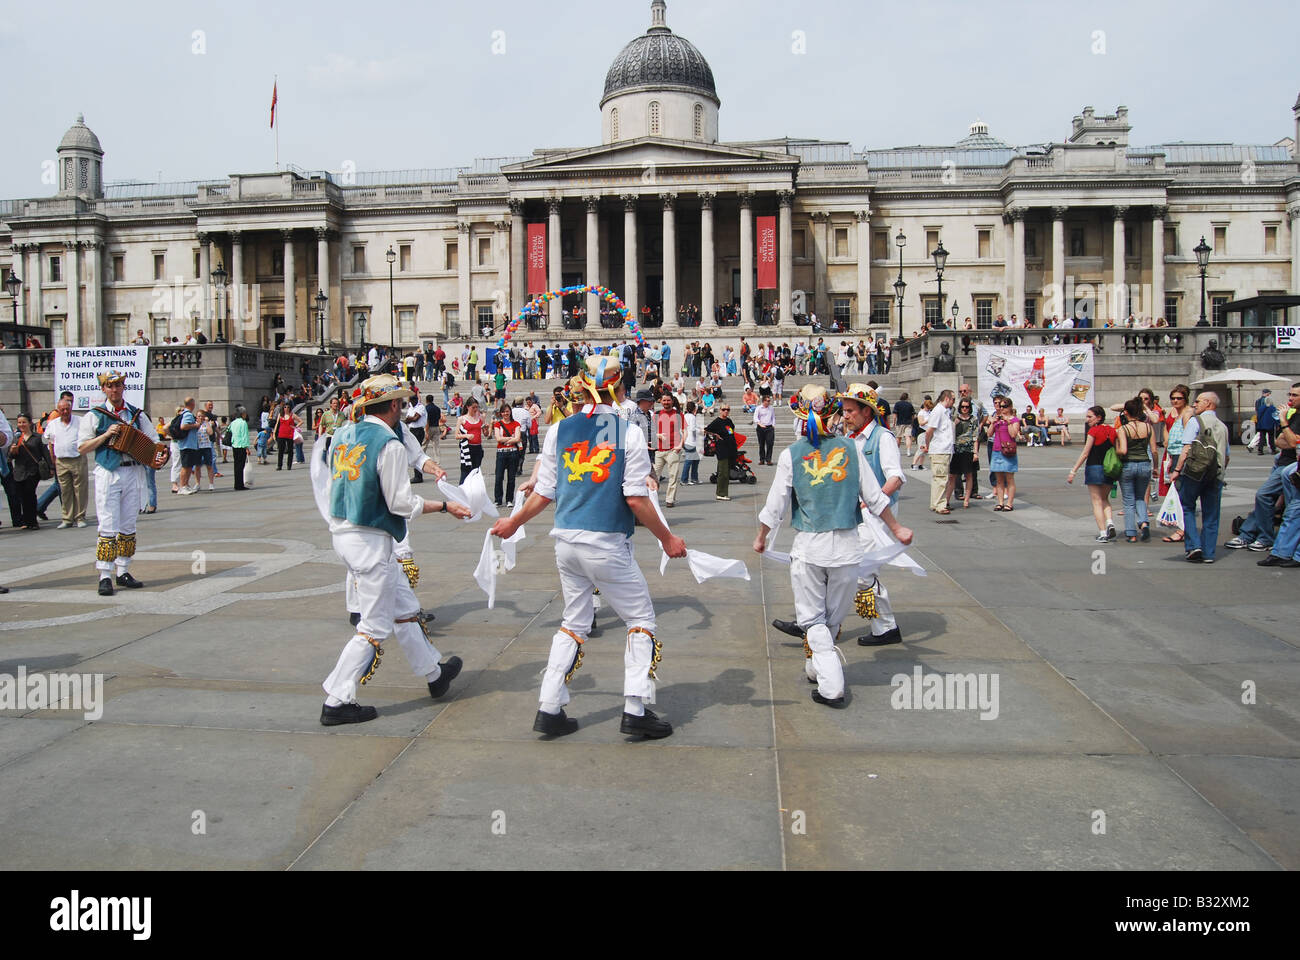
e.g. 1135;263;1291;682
754;385;912;707
77;370;162;596
490;355;686;739
318;374;470;725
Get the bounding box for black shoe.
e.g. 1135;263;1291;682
349;611;361;627
37;510;48;521
533;708;578;737
412;474;424;483
771;618;803;639
620;708;673;739
98;577;114;596
320;702;378;726
859;626;903;646
1186;548;1204;563
116;572;144;589
1258;554;1300;567
811;690;846;708
427;656;463;699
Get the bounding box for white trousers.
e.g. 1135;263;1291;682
324;529;442;705
539;538;657;712
345;533;413;613
856;523;896;636
93;464;142;576
169;443;182;483
791;557;857;700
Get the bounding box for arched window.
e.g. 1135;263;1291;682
611;108;619;141
649;101;660;136
693;103;703;139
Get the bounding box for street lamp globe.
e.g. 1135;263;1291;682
951;301;959;325
932;240;948;277
6;271;23;300
895;229;906;251
210;263;227;288
1194;236;1212;270
386;246;396;266
893;276;906;304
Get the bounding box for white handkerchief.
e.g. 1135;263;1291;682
500;490;527;570
762;520;792;564
684;549;750;583
309;439;333;526
473;529;497;607
438;469;499;522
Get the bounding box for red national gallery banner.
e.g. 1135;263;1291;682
756;215;776;290
527;222;547;295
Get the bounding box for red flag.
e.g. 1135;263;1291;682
527;222;547;294
756;215;777;290
270;81;278;129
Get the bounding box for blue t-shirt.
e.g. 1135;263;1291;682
178;410;200;450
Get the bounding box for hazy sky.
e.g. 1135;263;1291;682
4;0;1298;196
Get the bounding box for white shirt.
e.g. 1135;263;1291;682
759;441;890;567
77;402;160;468
0;407;11;446
368;347;381;369
926;403;956;455
398;421;431;470
44;415;84;458
850;420;905;490
534;403;651;549
512;405;530;431
328;415;425;536
405;402;428;431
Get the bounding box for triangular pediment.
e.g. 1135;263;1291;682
504;137;797;175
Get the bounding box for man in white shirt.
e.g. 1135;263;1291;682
43;398;88;528
924;389;957;513
754;385;912;706
403;397;429;483
319;374;470;725
489;356;686;739
368;345;381;372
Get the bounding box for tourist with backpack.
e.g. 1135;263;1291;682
1169;391;1230;563
1066;405;1119;542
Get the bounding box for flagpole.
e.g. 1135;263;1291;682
274;75;280;170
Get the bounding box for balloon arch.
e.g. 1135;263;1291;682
497;285;645;350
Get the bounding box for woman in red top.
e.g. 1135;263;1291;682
491;404;524;506
274;403;300;471
456;397;484;483
1066;405;1119;542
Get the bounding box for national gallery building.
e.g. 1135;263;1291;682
3;0;1298;351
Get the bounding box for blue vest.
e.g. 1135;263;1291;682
553;412;634;537
855;423;898;508
789;436;862;533
91;404;145;470
329;419;407;541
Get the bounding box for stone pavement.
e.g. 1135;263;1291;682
0;418;1295;870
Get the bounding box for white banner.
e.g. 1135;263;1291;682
1276;326;1300;349
975;344;1094;416
55;346;149;412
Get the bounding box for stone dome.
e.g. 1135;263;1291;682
601;1;719;108
955;120;1009;150
58;113;103;154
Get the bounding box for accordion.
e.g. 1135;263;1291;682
108;421;171;470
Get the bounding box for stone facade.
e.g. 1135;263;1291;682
2;2;1298;352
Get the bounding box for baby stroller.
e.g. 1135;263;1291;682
708;433;759;485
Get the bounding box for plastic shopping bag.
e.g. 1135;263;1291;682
1157;486;1184;531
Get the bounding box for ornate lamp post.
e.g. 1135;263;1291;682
315;288;328;354
1194;235;1212;326
5;270;21;331
931;239;948;329
894;229;907;340
357;312;367;353
950;300;959;329
210;262;228;342
385;245;397;346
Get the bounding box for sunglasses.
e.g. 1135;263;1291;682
1170;395;1186;401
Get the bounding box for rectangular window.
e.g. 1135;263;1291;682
923;296;941;326
476;304;494;334
792;229;806;260
445;243;458;271
978;229;991;259
352;245;366;273
1264;225;1278;255
351;311;369;343
477;236;492;266
400;243;412;271
1210;294;1231;326
112;255;125;282
871;298;892;325
271;249;283;275
1163;295;1179;327
872;231;888;261
1164;227;1176;257
152;315;169;344
443;306;460;336
1025;228;1038;258
1070;227;1085;257
153;253;164;281
975;298;994;328
49;318;65;347
111;317;128;346
194;250;201;279
1213;226;1226;256
925;230;939;256
1126;226;1140;260
1024;298;1036;325
561;230;575;259
832;297;851;327
398;307;416;343
834;228;849;258
49;256;62;283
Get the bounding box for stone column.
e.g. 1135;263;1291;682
509;199;525;320
1112;206;1128;321
496;219;512;336
1050;207;1067;320
811;210;829;319
1150;206;1166;324
1009;207;1026;324
198;232;212;340
738;192;753;325
622;194;639;321
585;196;600;323
547;198;562;329
85;239;102;345
316;227;330;347
231;231;245;343
281;229;296;343
28;245;42;329
66;241;81;345
661;192;677;328
1290;204;1300;300
1002;215;1012;318
458;220;472;337
778;190;795;326
855;210;870;330
700;192;715;327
